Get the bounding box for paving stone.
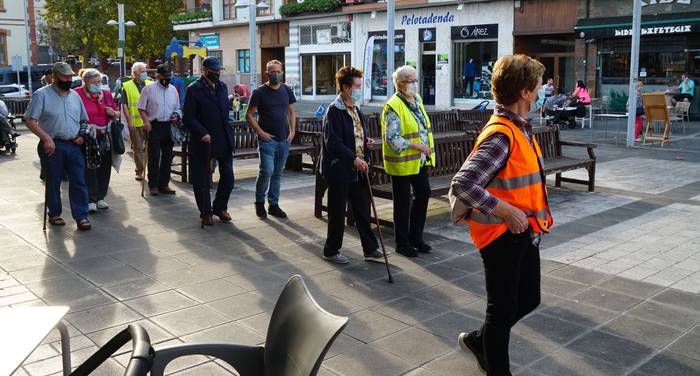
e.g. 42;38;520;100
512;313;589;345
65;302;142;334
124;290;197;317
539;298;619;326
324;333;364;359
547;265;611;286
176;278;247;303
343;309;408;343
651;289;700;313
528;348;626;376
627;300;700;331
151;305;230;337
508;333;559;367
596;276;665;299
667;331;700;361
370;296;446;326
182;321;265;345
101;276;171;301
418;310;482;341
207;291;274;320
423;350;488;376
566;330;654;368
635;351;700;376
86;319;174;348
571;287;643;312
540;275;589;298
324;344;416;376
599;315;683;349
171;362;236;375
374;327;454;366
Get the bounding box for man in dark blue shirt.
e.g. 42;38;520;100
246;60;297;219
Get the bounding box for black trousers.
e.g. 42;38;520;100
191;150;234;217
323;174;379;257
465;76;475;97
475;230;541;376
390;167;430;247
147;121;174;189
85;137;112;203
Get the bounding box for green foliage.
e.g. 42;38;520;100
279;0;342;17
609;89;629;111
44;0;186;61
169;11;212;24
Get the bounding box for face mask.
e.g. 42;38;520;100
405;82;418;97
268;73;281;85
139;72;148;81
159;78;171;87
206;71;220;83
350;88;362;103
56;79;72;91
88;84;101;94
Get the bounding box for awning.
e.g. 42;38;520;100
576;12;700;38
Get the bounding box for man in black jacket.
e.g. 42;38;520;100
183;57;235;226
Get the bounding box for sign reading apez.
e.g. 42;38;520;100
450;24;498;40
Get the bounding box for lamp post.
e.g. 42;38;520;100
387;0;395;97
625;0;642;147
235;0;269;89
23;0;33;94
107;3;136;78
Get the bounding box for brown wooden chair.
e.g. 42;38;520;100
642;93;672;147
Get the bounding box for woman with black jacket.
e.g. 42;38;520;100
319;66;384;264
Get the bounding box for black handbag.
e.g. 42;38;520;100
103;95;125;155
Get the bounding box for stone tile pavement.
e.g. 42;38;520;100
1;132;700;375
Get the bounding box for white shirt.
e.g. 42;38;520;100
137;82;181;122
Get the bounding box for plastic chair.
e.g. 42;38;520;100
150;275;349;376
673;102;691;133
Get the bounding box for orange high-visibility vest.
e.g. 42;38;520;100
468;115;554;250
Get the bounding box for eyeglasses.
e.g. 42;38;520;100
402;80;418;84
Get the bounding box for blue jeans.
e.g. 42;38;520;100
255;139;289;205
44;140;89;221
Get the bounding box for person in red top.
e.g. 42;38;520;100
76;68;120;213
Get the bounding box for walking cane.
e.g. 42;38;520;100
42;152;48;231
201;142;212;229
141;134;148;198
364;169;393;283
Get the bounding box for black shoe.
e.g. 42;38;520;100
255;202;267;219
411;240;432;253
396;244;419;258
268;205;287;219
458;331;486;374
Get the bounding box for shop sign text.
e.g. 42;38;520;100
614;24;692;36
401;12;455;26
641;0;691;6
450;24;498;40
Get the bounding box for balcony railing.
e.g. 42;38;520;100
170;11;213;25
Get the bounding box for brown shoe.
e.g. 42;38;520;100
149;187;159;196
135;173;144;181
201;214;214;226
48;216;66;226
214;211;232;222
158;186;176;195
77;220;92;231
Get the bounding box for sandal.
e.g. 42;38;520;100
77;220;92;231
48;217;66;226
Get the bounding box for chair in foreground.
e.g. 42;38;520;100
150;275;349;376
642;93;673;147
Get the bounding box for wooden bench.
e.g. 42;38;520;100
3;98;30;126
534;125;597;192
171;119;318;183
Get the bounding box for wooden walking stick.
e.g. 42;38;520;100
364;169;393;283
201;142;212;229
42;154;48;231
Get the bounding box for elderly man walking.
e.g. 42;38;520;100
183;57;235;226
121;62;152;181
381;65;435;258
25;62;92;231
138;64;181;196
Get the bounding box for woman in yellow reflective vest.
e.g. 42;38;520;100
452;55;553;375
381;65;436;258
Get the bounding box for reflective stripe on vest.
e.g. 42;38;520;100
123;79;152;127
380;94;436;176
467;115;554;250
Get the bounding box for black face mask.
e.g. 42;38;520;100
206;71;220;83
56;79;72;91
159;78;171;87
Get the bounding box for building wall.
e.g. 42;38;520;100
190;26;262;88
514;0;578;35
0;0;35;66
587;0;700;17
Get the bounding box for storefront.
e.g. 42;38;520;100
285;16;353;101
353;1;513;108
576;1;700;113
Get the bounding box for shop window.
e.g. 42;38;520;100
237;49;250;73
300;53;351;96
0;32;6;66
302;55;313;95
299;23;351;45
453;41;497;99
209;50;223;64
222;0;236;19
0;0;5;12
257;0;272;16
371;40;405;97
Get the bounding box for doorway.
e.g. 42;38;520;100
536;54;575;95
421;42;436;105
260;47;285;83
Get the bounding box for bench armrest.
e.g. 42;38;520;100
559;140;597;159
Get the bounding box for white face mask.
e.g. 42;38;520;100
405;82;418;97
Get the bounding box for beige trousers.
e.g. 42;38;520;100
129;126;146;173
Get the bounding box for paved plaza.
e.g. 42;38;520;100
2;122;700;375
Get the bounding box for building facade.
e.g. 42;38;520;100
0;0;40;67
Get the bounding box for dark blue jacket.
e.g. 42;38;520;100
319;96;370;184
183;77;234;157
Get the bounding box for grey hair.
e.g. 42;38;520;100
131;62;147;74
81;68;101;83
392;65;418;88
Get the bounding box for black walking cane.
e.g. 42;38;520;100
141;135;148;198
364;169;393;283
201;142;212;229
42;150;49;231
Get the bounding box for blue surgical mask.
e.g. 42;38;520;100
139;72;148;81
88;84;101;94
350;88;362;103
268;73;281;85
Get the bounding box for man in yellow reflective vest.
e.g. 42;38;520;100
381;65;436;258
121;62;153;181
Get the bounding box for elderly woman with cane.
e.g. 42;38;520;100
76;68;120;213
319;66;387;265
452;55;554;375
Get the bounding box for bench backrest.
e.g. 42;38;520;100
231;120;258;150
457;109;494;129
532;125;562;161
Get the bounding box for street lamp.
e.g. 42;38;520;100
107;3;136;78
235;0;270;89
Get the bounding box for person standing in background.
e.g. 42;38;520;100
121;62;152;181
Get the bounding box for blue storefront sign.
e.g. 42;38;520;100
199;33;220;49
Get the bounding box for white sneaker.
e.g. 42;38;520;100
323;253;350;264
88;203;97;213
97;200;109;210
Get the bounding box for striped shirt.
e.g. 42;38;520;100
451;105;534;214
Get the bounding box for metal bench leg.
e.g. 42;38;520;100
56;321;71;376
555;173;562;187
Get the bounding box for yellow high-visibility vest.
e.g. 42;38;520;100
123;79;152;127
381;94;436;176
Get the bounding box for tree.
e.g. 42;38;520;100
44;0;185;61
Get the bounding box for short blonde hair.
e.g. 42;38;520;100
392;65;417;88
491;55;545;105
266;60;283;70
